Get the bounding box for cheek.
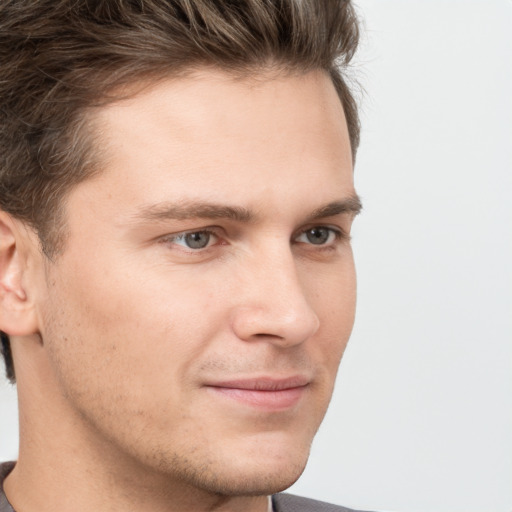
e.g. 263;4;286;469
40;266;223;451
41;264;182;388
42;253;235;400
304;254;356;365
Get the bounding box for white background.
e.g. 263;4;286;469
1;1;511;512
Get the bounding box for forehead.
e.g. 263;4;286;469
76;68;354;221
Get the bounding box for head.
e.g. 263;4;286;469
0;0;361;500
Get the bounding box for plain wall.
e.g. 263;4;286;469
1;2;511;512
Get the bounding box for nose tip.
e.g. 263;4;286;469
231;273;320;348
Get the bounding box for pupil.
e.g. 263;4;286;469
185;232;210;249
306;228;329;245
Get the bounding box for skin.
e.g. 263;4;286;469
0;68;359;512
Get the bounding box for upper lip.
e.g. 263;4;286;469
206;375;310;391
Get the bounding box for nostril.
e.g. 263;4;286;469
251;332;285;341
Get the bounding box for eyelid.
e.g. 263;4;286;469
159;226;224;250
294;224;349;243
157;223;349;253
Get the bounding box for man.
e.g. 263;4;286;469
0;1;367;511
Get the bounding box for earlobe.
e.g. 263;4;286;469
0;212;39;337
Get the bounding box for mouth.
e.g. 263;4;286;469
205;376;310;411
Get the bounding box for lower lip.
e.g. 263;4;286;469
207;386;307;411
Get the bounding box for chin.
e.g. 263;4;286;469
149;436;311;497
186;456;309;497
205;443;310;496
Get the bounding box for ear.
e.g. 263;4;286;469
0;212;39;336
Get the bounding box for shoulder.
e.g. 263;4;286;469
0;463;14;482
0;462;15;512
272;493;375;512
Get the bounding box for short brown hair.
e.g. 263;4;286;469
0;0;361;382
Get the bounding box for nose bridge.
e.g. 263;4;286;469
231;241;320;345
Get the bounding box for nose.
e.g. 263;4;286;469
230;249;320;348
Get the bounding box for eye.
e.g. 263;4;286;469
296;227;339;246
167;230;218;249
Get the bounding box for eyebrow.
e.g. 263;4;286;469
133;200;255;223
132;193;362;224
305;194;362;222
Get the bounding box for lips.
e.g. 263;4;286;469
205;376;310;411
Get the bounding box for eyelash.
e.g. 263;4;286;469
162;229;222;250
160;225;348;252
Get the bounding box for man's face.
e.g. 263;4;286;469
35;69;358;495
